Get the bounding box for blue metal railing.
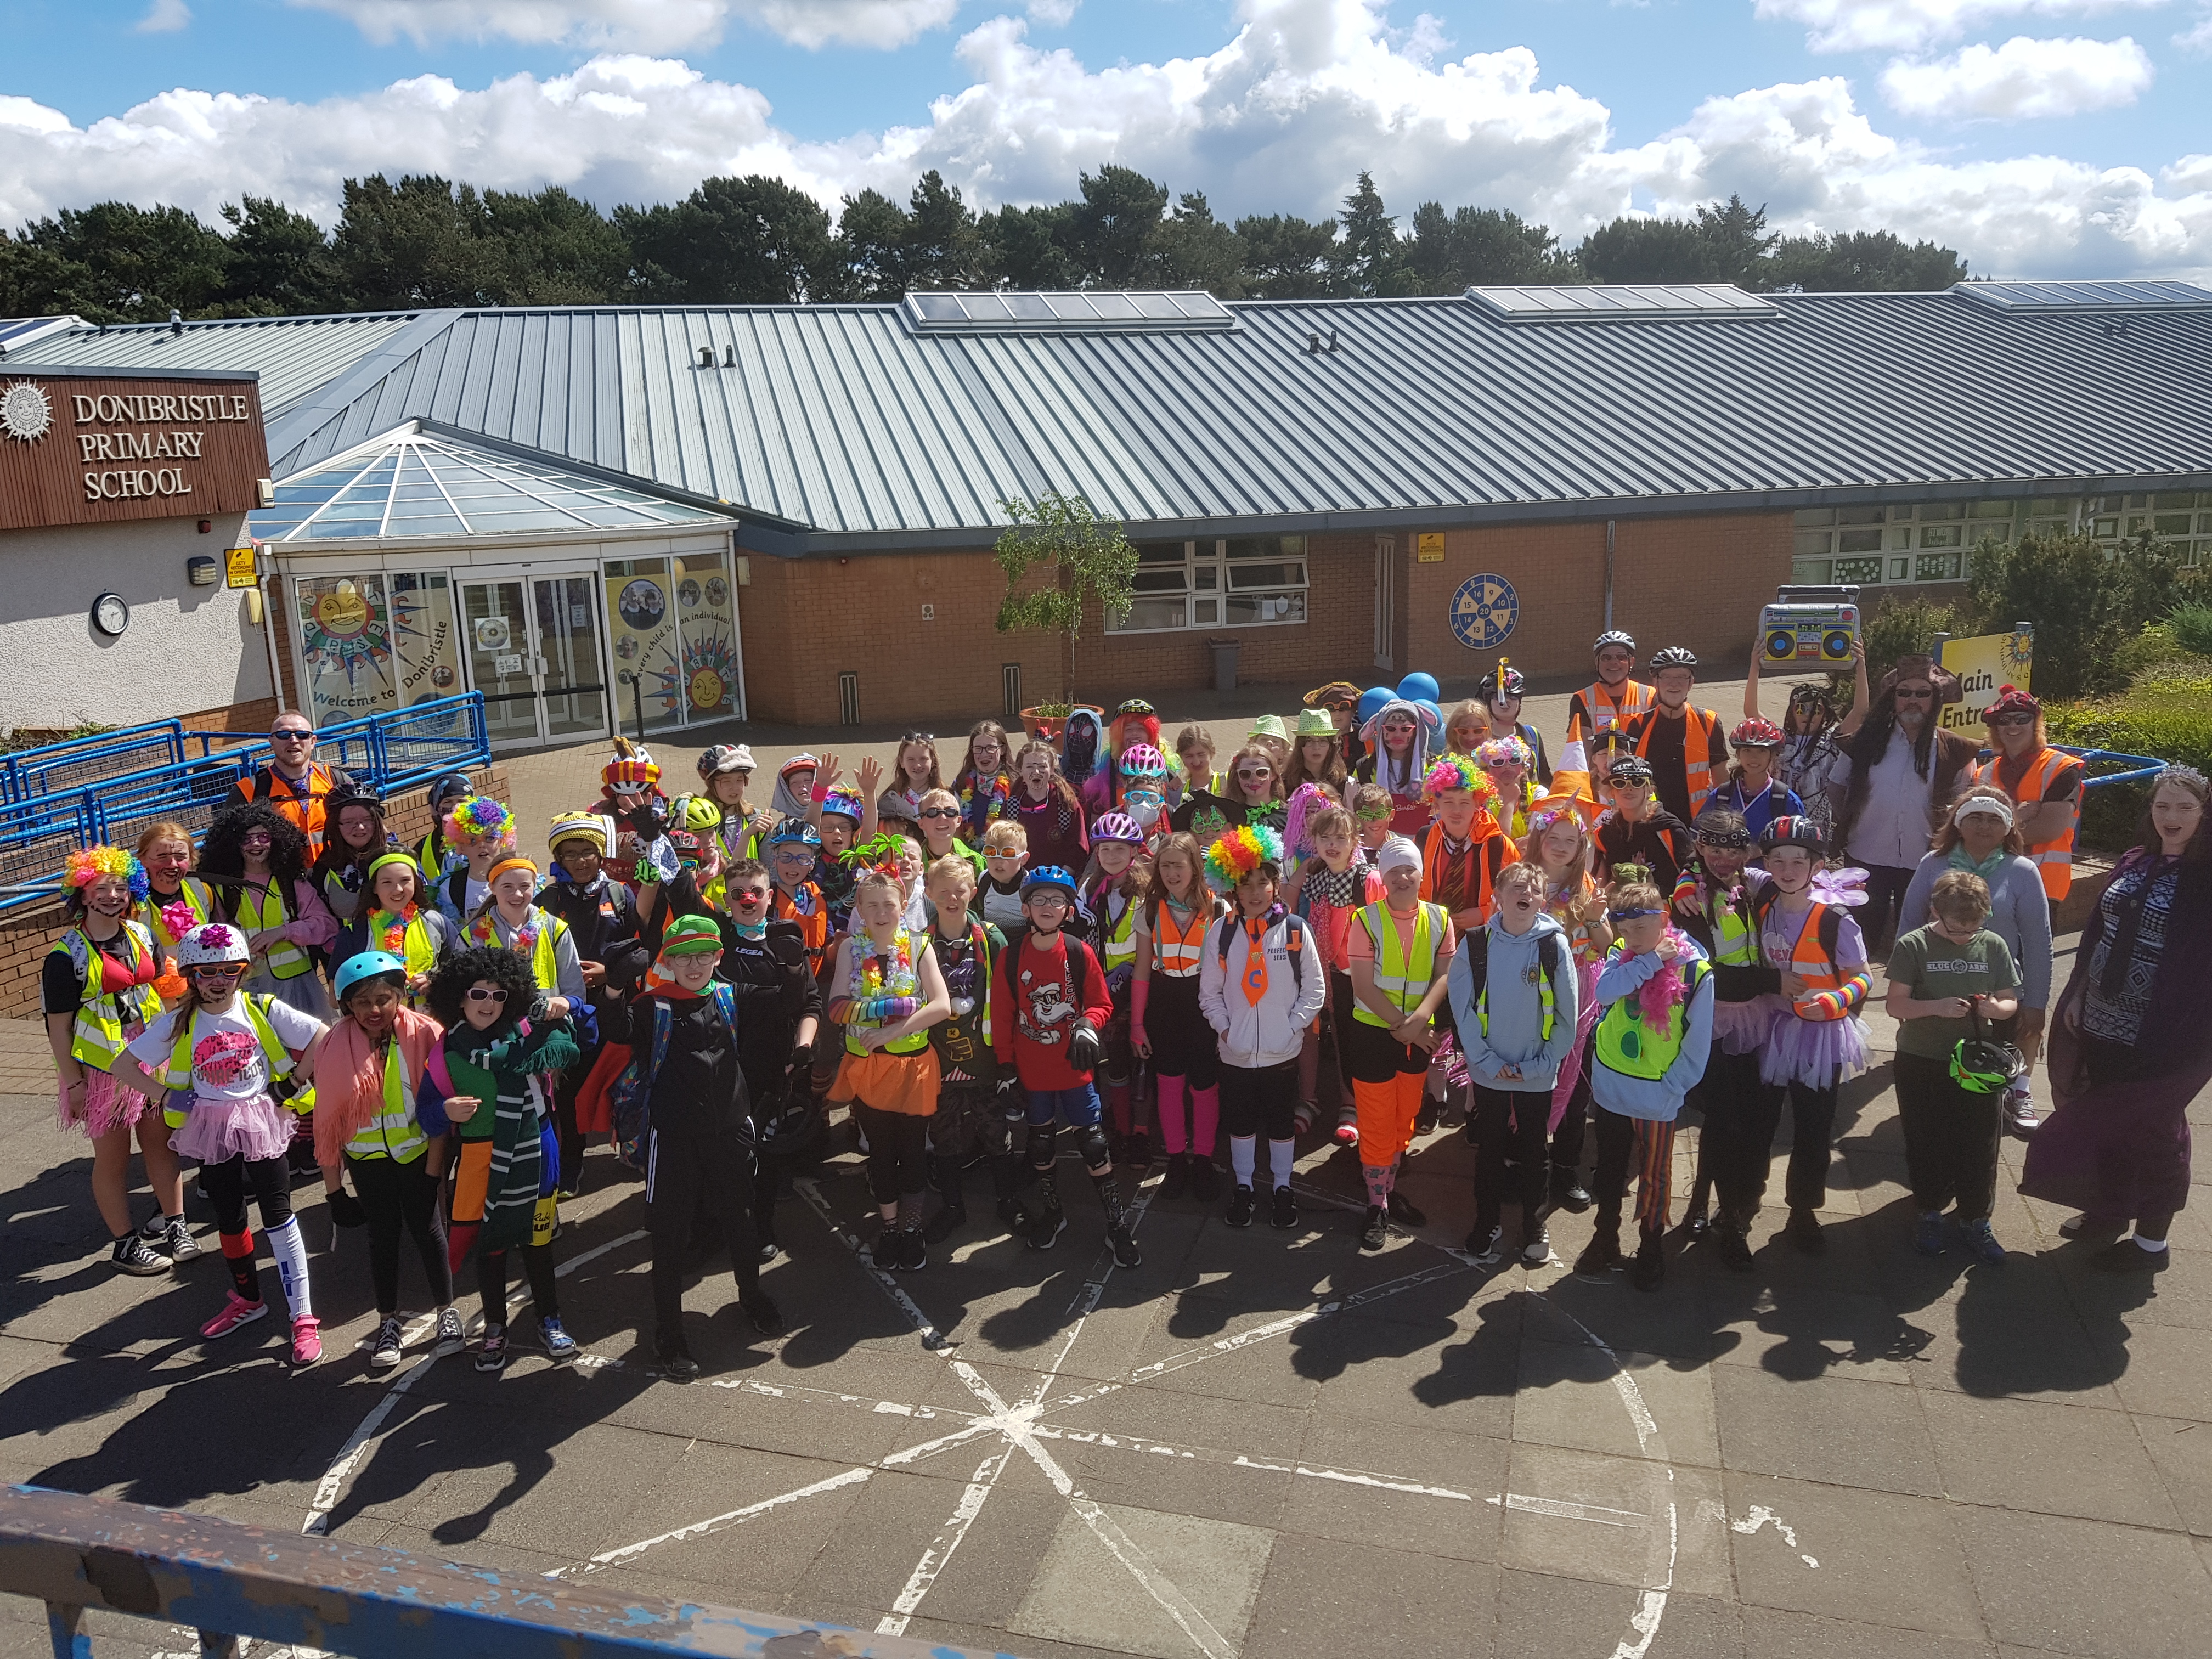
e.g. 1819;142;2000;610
1;720;188;804
1;1484;1017;1658
2057;745;2168;789
0;695;489;915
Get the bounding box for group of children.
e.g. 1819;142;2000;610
44;631;2055;1385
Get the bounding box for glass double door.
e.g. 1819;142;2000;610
459;573;607;749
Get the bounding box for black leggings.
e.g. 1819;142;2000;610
201;1154;292;1235
856;1105;932;1206
348;1154;453;1314
645;1121;760;1336
1696;1046;1779;1220
1472;1085;1549;1238
477;1244;556;1328
1218;1059;1299;1142
1858;863;1917;952
1146;975;1220;1088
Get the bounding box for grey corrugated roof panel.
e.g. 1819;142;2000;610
21;311;419;420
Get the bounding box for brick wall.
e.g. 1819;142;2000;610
0;761;507;1024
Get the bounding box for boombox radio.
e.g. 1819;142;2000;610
1760;586;1860;667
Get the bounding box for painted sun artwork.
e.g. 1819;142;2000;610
649;630;738;716
302;579;393;689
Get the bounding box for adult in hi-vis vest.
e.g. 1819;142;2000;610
1974;685;2083;908
221;712;360;863
1623;647;1730;828
1561;630;1655;774
43;846;193;1277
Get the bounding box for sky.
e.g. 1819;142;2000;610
3;0;2211;279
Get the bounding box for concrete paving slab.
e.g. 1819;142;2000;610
1238;1531;1498;1659
1711;1365;1944;1496
1918;1389;2186;1528
1738;1605;1996;1659
1954;1506;2212;1659
2135;1415;2212;1538
1721;1473;1986;1641
1007;1498;1276;1659
1513;1334;1720;1468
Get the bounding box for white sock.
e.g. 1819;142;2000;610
2135;1235;2170;1252
1268;1138;1296;1191
265;1217;313;1319
1230;1136;1257;1188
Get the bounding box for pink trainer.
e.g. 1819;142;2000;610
290;1316;323;1368
200;1291;268;1340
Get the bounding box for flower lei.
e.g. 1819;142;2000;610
469;904;538;958
961;772;1013;831
849;925;917;1011
374;904;418;956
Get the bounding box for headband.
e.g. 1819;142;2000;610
1954;795;2015;828
1607;905;1666;922
366;850;420;883
486;856;539;885
1694;822;1753;850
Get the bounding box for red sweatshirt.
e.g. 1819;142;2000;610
991;928;1116;1091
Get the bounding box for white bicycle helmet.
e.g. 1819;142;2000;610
174;922;251;969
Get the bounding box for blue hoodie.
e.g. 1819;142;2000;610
1448;911;1580;1092
1590;935;1714;1121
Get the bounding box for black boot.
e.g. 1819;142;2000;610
1024;1173;1066;1250
1159;1152;1191;1200
924;1155;967;1244
1093;1171;1141;1268
1574;1221;1622;1278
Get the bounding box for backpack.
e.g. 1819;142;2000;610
1453;927;1564;1044
610;983;736;1169
1211;911;1307;995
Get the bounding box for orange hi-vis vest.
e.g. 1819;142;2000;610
1781;900;1859;1024
775;882;830;972
1634;706;1726;818
252;763;340;859
1149;899;1209;979
1418;822;1517;924
1973;746;2078;901
1567;678;1654;744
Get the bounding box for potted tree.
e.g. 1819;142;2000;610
994;491;1138;742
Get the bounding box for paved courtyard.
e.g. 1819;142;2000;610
3;962;2210;1659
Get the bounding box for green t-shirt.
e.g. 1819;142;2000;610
1889;924;2019;1060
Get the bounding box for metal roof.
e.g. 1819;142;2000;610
14;311;421;420
1951;280;2212;314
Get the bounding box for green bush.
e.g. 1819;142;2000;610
2046;670;2212;852
2166;603;2212;658
1966;529;2181;699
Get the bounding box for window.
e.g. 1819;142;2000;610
1789;500;2032;587
1108;537;1309;634
2086;489;2212;567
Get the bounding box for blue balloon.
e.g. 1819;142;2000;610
1396;671;1440;704
1357;685;1394;724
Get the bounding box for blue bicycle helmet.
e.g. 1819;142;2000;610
766;815;821;848
333;950;407;1002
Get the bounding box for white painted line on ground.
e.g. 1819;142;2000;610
1489;1492;1648;1526
550;1466;876;1578
874;1446;1016;1637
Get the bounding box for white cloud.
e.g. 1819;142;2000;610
136;0;193;32
1;0;2208;279
1881;34;2153;119
288;0;958;52
1755;0;2158;55
1025;0;1079;22
2177;12;2212;51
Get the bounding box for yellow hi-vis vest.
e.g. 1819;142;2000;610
844;927;929;1056
1099;889;1138;972
140;879;215;952
1709;889;1765;968
55;922;163;1070
233;882;313;981
1593;958;1713;1081
476;907;567;995
342;1045;428;1164
1353;900;1447;1027
160;994;296;1125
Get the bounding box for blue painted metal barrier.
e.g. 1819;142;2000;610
2057;746;2168;789
0;695;489;917
2;1485;1018;1658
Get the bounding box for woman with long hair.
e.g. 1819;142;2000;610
1521;793;1613;1215
1836;653;1976;950
45;846;193;1274
2022;768;2212;1272
952;721;1016;843
1011;739;1088;873
198;802;337;1020
1172;743;1286;842
1284;710;1348;799
1441;699;1492;758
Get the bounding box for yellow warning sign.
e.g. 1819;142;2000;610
224;545;258;589
1416;532;1445;563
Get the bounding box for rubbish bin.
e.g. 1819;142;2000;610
1210;638;1239;693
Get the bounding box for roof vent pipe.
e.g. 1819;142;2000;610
1329;328;1340;353
697;347;715;369
169;309;183;337
723;343;735;367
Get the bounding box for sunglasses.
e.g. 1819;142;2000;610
1236;766;1273;778
919;806;960;819
1991;714;2034;727
270;731;313;742
240;832;273;845
189;963;244;979
1893;687;1934;701
466;987;509;1004
732;888;770;905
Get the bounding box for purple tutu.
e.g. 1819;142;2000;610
1760;1011;1869;1090
170;1093;295;1164
1712;995;1781;1058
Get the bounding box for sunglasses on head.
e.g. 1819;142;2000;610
466;987;508;1004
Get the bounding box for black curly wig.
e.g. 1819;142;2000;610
199;802;311;896
426;944;537;1032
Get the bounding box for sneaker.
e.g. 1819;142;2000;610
1226;1185;1256;1228
200;1291;268;1339
160;1216;201;1263
1714;1220;1756;1273
2092;1238;2171;1273
110;1233;168;1277
1025;1206;1067;1251
433;1307;466;1357
368;1315;404;1372
2002;1086;2039;1139
904;1228;928;1271
1785;1207;1827;1256
290;1316;323;1367
1631;1234;1665;1292
1551;1181;1593;1215
1415;1101;1440;1136
1573;1232;1621;1279
1159;1153;1191;1200
996;1195;1025;1229
1466;1224;1505;1267
1333;1106;1360;1148
540;1316;578;1362
1359;1205;1389;1251
1915;1210;1947;1257
1683;1208;1710;1239
1107;1222;1142;1269
1269;1186;1298;1230
741;1289;785;1336
1385;1189;1426;1228
1188;1157;1221;1202
1962;1219;2006;1266
657;1340;699;1383
476;1325;508;1373
1520;1229;1553;1268
870;1227;906;1269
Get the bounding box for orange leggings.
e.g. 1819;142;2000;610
1353;1071;1426;1169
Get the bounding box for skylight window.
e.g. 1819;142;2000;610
900;290;1236;335
1950;280;2212;314
1465;284;1781;323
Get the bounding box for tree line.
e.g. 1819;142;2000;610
0;165;1967;326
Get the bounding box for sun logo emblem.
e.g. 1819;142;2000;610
1;381;53;443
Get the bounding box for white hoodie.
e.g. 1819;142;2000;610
1198;906;1327;1069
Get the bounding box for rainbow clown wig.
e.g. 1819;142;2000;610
1422;752;1499;809
443;795;513;847
1203;823;1285;895
64;845;149;901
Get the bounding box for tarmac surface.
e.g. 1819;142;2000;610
3;680;2208;1658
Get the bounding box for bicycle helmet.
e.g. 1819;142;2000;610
1116;744;1167;778
766;816;821;849
668;829;703;865
1951;1030;2026;1094
1730;716;1786;749
1593;630;1636;654
1477;658;1525;704
175;922;251;969
674;795;723;834
1090;811;1146;845
1020;865;1081;904
1759;815;1828;855
1606;755;1655;786
697;743;755;778
819;786;866;825
1649;646;1699;672
333;950;407;1003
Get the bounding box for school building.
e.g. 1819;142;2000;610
4;279;2210;748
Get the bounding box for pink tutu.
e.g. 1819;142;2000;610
1759;1011;1869;1090
57;1068;147;1139
170;1093;295;1164
1712;994;1782;1058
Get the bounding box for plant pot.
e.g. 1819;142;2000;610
1021;704;1103;743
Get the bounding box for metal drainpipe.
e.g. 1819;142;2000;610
1604;520;1616;631
258;573;288;715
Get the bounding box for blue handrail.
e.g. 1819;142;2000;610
1;1484;1018;1658
1;720;187;805
2056;746;2168;789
